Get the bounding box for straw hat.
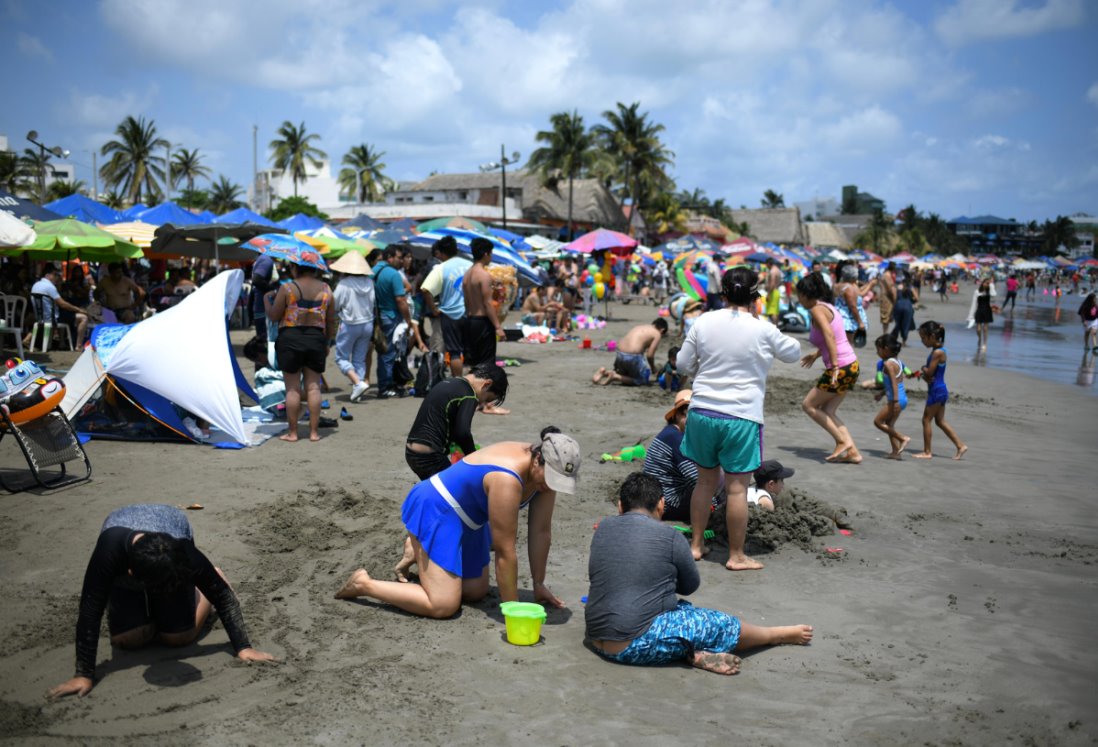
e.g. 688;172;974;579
330;251;372;276
664;389;692;423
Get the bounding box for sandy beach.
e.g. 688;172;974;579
2;293;1097;746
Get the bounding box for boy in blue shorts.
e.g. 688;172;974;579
585;473;814;674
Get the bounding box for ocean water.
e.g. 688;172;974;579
913;294;1097;396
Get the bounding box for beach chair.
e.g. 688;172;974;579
0;405;92;492
0;294;27;359
29;293;75;353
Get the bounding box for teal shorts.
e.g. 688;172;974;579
680;410;763;474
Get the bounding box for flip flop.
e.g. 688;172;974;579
340;407;353;421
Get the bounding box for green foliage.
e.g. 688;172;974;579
100;115;171;205
527;110;597;235
269;121;326;197
0;150;34;195
592;102;675;230
853;208;894;255
207;176;245;214
265;195;328;222
1040;215;1079;254
177;188;210;210
646;192;687;235
761;189;785;208
47;179;86;201
101;191;125;209
338;143;389;203
171;148;212;193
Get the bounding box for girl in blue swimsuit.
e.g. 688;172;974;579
862;335;910;459
336;427;582;619
913;321;968;460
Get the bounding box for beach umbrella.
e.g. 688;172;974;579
100;220;158;248
0;210;35;248
417;216;487;234
44;193;124;224
387;217;419;232
242;233;328;271
654;235;719;256
672;248;716;268
563;227;637;256
276;213;325;232
342;213;384;231
368;228;416;247
149;222;284;261
409;229;544;286
1;218;141;262
293;227;364;259
218;207;278;227
0;189;64;222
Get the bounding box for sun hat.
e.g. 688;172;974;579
664;388;693;423
540;432;581;494
330;251;373;276
753;460;794;486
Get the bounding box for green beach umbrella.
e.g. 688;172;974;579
2;218;142;262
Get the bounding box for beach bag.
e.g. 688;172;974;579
413;353;445;397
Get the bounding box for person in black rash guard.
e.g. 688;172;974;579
48;504;275;699
404;363;511;479
395;363;510;580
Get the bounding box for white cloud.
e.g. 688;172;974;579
819;106;903;153
935;0;1084;47
16;31;52;61
63;86;159;129
1087;83;1098;107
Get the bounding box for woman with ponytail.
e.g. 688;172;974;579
336;427;581;619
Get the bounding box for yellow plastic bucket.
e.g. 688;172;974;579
500;602;546;645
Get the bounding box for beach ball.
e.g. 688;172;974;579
594;282;606;299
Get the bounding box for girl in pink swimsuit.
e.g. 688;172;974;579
797;272;863;464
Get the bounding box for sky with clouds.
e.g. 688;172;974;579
3;0;1096;221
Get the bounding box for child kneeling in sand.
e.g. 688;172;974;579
584;473;812;675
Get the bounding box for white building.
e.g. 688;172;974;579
795;196;839;221
251;158;347;214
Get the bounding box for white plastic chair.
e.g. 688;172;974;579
0;294;26;359
29;293;75;353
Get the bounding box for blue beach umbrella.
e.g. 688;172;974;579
410;228;544;286
242;233;328;271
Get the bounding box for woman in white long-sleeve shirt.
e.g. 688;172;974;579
676;266;802;571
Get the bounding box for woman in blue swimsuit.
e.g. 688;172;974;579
336;427;581;618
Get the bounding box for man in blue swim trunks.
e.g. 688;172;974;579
585;473;814;674
592;318;668;386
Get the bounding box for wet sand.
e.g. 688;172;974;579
1;293;1096;745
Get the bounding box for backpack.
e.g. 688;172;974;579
413;353;445;397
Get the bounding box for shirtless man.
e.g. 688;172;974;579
462;237;509;414
593;318;668;386
765;259;783;324
96;262;146;323
521;283;566;329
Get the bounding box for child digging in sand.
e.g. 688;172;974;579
585;473;812;675
911;321;968;460
861;334;910;459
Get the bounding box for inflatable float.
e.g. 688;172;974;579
0;359;66;425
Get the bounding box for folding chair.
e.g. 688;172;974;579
29;293;75;353
0;405;92;492
0;294;26;359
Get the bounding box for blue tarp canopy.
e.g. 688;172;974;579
219;207;278;227
0;189;63;221
137;201;210;226
276;213;325;232
44;193;123;224
121;203;148;219
342;213;383;231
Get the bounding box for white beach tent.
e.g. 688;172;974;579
62;269;256;444
0;209;35;247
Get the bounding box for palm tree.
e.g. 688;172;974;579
1040;215;1078;254
20;147;55;201
269;121;327;197
593;102;675;230
177;188;210;211
855;209;894;255
646;192;687;235
676;188;709;213
0;150;33;196
526;110;597;239
171;148;212;194
47;179;86;201
338;143;389;203
761;189;785;208
207;175;245;214
101;191;125;209
100;115;170;205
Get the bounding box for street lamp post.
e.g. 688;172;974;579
479;145;521;229
25;131;68;205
